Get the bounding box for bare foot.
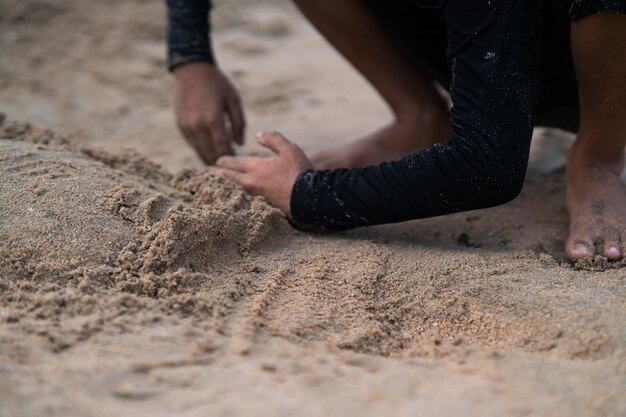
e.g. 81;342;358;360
565;143;626;261
311;109;452;169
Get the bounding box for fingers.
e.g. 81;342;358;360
256;131;296;155
178;111;239;165
208;116;234;161
226;94;246;146
216;155;263;172
209;167;245;186
180;124;216;165
186;116;232;166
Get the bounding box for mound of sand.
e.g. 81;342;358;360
0;120;285;290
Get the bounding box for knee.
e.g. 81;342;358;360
473;150;528;207
450;128;529;208
485;169;525;206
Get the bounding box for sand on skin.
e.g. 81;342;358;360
1;0;626;416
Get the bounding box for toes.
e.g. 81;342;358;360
566;219;599;261
602;241;622;260
601;226;622;260
566;237;596;262
567;225;625;261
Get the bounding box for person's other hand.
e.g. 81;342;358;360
214;131;312;216
173;62;245;165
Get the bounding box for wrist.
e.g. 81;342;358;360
282;172;301;218
168;51;216;70
173;61;216;80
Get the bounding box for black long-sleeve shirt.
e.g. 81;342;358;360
166;0;543;231
166;0;216;69
291;0;542;229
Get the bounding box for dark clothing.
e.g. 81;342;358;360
367;0;584;133
570;0;626;18
166;0;215;70
165;0;626;231
292;0;543;230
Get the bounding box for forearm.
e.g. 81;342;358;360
290;0;543;230
291;124;531;230
166;0;216;70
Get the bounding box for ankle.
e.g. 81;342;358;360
567;139;625;177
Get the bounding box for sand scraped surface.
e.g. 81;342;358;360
1;1;625;416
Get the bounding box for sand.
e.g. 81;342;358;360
1;1;625;416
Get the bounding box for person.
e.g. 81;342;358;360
166;0;626;262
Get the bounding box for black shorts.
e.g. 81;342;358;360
367;0;626;133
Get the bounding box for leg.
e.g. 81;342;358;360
566;14;626;261
293;0;451;169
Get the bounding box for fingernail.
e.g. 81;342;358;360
255;131;265;138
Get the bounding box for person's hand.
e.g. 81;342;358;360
213;131;312;216
173;62;245;165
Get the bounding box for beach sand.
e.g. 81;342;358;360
1;1;625;416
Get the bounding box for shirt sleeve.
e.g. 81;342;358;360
166;0;216;71
290;0;544;231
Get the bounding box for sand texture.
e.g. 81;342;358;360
1;1;625;416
